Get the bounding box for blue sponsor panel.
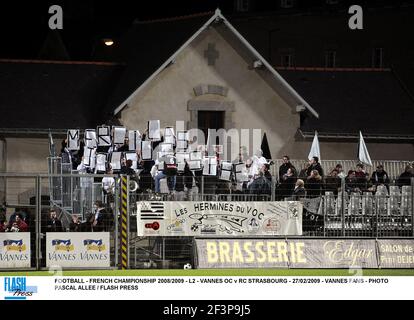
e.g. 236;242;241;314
46;233;110;269
0;234;31;269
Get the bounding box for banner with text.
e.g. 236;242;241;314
46;233;110;269
0;233;31;269
288;239;378;269
195;239;378;269
137;201;302;237
377;240;414;269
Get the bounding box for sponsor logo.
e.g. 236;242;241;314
323;241;375;267
3;240;26;252
263;219;281;233
3;277;37;300
83;239;106;252
288;202;299;219
52;239;74;252
167;219;185;233
145;222;160;231
247;218;260;233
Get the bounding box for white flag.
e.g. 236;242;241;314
308;131;321;161
358;131;372;166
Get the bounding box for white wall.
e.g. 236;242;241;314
120;27;299;160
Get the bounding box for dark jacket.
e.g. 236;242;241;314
69;221;83;232
279;175;297;198
325;176;342;195
293;187;306;200
345;177;360;193
397;171;413;187
371;170;390;186
175;163;194;192
279;163;296;181
307;163;324;177
92;208;107;232
249;176;272;196
0;212;6;224
46;219;63;232
94;208;113;232
306;177;324;198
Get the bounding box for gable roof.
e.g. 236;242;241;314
278;68;414;139
109;9;319;118
0;60;124;133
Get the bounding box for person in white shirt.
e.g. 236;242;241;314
252;149;268;176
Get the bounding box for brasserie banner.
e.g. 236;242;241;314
137;201;303;237
195;239;378;269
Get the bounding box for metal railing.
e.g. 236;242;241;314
0;171;413;270
271;159;413;178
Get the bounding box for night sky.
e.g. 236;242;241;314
0;0;412;60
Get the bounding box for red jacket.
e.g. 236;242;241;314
14;220;29;232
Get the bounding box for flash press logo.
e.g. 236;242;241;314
3;277;37;300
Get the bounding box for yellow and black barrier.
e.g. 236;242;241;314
120;175;129;269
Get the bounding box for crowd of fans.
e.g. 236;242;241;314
0;208;29;233
0;201;114;233
59;128;414;203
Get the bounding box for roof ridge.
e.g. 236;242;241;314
0;59;122;66
134;11;214;24
276;67;391;72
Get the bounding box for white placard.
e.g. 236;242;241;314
176;140;188;151
46;233;110;268
97;126;111;147
67;130;80;151
96;154;107;173
165;136;175;145
177;131;188;141
190;151;202;161
110;152;122;171
128;130;142;151
203;157;217;176
0;233;31;269
85;130;97;148
220;170;232;181
141;141;152;160
148;120;161;141
113;127;127;145
165;127;175;137
160;143;173;153
221;162;233;171
189;160;202;171
236;172;249;183
235;163;249;182
164;127;175;145
83;147;96;168
235;163;246;173
176;153;190;164
125;152;138;170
